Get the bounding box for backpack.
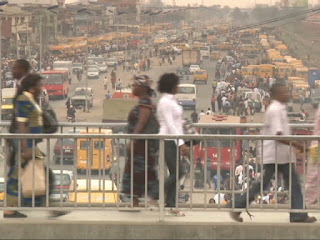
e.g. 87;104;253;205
141;107;160;150
42;105;58;134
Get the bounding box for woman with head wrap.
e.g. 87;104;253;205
121;75;159;207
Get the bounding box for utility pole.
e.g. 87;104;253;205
39;15;42;72
85;15;89;113
16;18;19;59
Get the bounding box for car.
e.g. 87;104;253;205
87;67;99;79
88;64;101;73
53;138;76;164
106;58;118;67
87;60;96;66
71;87;94;110
72;62;84;74
189;65;201;74
96;64;108;73
193;69;208;84
177;66;189;75
50;170;73;202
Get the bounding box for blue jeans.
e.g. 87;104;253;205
233;164;308;222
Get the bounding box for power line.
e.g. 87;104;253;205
233;6;320;32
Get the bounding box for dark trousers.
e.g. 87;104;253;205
211;102;216;112
233;163;308;222
165;141;182;208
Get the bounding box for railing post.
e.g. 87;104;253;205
159;139;165;222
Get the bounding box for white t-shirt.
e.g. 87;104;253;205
206;110;213;115
261;100;296;164
222;97;227;105
214;193;225;204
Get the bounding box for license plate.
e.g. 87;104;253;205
65;149;70;152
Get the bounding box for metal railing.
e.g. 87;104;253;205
0;132;319;221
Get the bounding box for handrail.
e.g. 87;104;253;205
1;133;320;140
0;122;314;129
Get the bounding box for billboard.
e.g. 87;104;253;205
281;0;308;7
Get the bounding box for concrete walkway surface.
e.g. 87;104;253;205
0;210;319;239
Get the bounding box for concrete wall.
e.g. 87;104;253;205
1;221;320;239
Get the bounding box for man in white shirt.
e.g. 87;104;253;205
157;73;190;216
229;82;316;223
221;95;227;106
198;110;205;120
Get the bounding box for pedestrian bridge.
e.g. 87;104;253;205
0;122;319;239
1;210;320;239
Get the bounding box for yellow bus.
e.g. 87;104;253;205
68;179;118;204
258;64;275;78
295;67;309;82
274;63;292;79
77;129;114;174
241;66;255;76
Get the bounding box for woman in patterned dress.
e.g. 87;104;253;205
122;75;159;207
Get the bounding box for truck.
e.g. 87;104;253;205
182;50;201;67
53;61;73;83
308;68;320;87
102;98;138;132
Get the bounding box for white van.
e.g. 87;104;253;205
176;84;197;110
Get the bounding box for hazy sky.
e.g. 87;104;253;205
65;0;280;8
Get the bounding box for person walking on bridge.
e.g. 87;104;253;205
157;73;190;216
228;82;317;223
122;75;159;207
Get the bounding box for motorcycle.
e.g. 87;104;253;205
67;115;75;122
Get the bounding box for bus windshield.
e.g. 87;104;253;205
178;87;195;94
42;74;63;85
202;128;236;147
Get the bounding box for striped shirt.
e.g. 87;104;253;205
16;91;43;148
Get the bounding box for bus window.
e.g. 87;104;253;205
94;140;105;150
80;140;90;150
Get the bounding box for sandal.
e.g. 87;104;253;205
4;211;27;218
166;209;185;217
